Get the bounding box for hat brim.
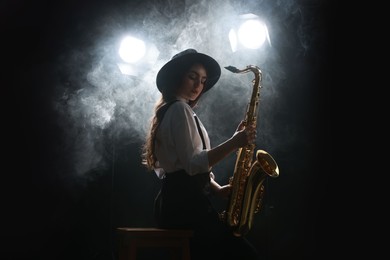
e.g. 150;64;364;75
156;52;221;93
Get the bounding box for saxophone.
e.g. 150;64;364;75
221;65;279;237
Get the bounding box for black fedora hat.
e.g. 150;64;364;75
156;48;221;93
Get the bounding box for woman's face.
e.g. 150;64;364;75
176;63;207;101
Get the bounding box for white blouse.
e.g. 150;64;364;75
154;99;211;179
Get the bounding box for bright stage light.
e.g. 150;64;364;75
238;20;266;49
117;35;159;76
119;36;146;63
229;13;270;52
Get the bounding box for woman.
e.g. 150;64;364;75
142;49;259;260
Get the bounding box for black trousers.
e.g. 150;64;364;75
154;170;259;260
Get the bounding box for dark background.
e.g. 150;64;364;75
2;0;332;259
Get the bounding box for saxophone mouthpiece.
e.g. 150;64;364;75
224;66;239;73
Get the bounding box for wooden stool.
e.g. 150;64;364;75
117;227;193;260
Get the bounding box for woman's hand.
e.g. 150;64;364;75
210;174;232;199
207;121;257;167
232;120;257;148
214;184;232;199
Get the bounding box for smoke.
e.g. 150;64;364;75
51;0;323;180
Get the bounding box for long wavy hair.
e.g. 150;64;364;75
141;64;204;171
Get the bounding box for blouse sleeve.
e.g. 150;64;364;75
169;102;211;175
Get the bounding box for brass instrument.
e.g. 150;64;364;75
221;65;279;237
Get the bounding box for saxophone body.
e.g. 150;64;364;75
222;65;279;237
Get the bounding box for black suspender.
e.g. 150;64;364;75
194;115;206;150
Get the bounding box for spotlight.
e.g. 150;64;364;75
117;35;159;76
119;36;146;63
228;13;270;53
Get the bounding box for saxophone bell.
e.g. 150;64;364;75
256;149;279;178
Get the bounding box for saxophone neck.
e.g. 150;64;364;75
225;65;261;78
